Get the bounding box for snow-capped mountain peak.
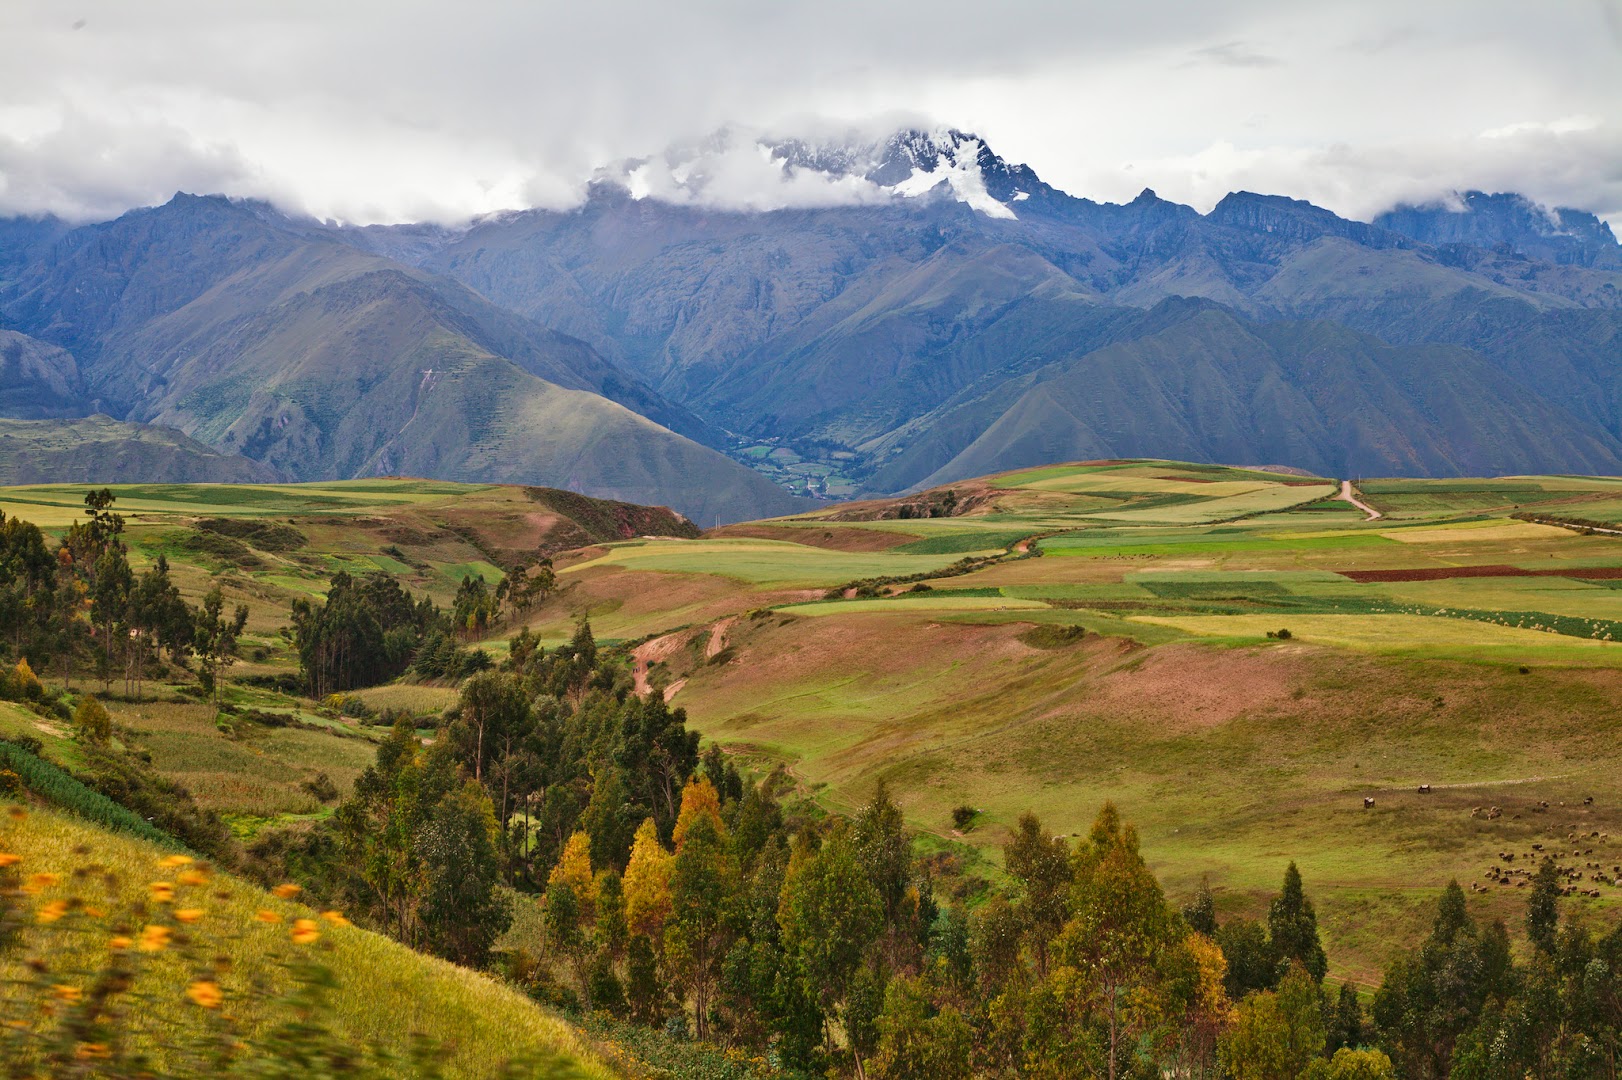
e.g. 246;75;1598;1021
594;125;1041;218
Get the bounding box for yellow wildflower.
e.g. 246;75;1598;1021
75;1044;110;1060
37;899;69;924
138;925;171;953
186;980;223;1009
176;908;204;924
254;910;282;924
320;910;350;927
271;882;302;900
290;918;320;945
158;854;194;869
0;852;20;867
178;869;209;886
53;984;82;1003
149;881;175;903
109;936;133;951
23;872;60;895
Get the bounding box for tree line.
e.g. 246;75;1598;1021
0;491;247;708
248;621;1622;1079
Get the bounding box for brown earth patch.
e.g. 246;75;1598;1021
1083;642;1305;733
1340;565;1622;582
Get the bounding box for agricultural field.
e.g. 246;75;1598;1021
6;458;1622;987
524;459;1622;983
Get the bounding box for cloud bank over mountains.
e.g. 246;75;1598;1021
0;0;1619;227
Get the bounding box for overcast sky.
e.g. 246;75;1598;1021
1;0;1620;229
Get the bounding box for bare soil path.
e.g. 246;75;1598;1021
1339;479;1383;521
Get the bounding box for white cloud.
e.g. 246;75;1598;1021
0;0;1617;229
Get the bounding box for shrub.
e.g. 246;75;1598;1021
300;772;340;803
73;695;112;744
1017;625;1086;649
12;658;42;701
951;805;977;831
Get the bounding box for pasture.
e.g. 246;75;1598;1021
8;459;1622;982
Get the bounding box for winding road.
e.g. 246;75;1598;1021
1339;480;1383;521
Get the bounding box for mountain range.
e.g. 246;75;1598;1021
2;126;1620;516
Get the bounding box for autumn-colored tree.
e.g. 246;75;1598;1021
548;831;596;924
72;693;111;744
623;818;675;941
672;775;723;851
1164;931;1233;1079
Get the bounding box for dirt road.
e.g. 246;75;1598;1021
1339;480;1383;521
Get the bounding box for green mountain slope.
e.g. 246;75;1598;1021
0;196;805;525
3;806;616;1078
0;415;281;484
887;306;1622;489
0;330;86;419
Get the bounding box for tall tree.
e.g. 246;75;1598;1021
1526;857;1561;958
417;779;512;966
1268;862;1328;983
778;824;885;1073
193;584;248;711
623;818;675;942
1046;803;1186;1080
666;809;740;1038
1005;810;1074;979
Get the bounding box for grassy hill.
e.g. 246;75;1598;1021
5;463;1622;992
0;805;617;1078
514;460;1622;984
0;416;281;485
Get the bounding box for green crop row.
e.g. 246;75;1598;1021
0;741;181;849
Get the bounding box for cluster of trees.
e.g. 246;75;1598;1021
290;562;555;696
1374;858;1622;1079
246;618;1622;1078
252;621;696;963
288;571;440;697
0;492;247;705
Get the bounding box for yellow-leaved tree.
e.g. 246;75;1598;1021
671;776;723;852
622;818;674;940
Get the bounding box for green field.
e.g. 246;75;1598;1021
8;459;1622;989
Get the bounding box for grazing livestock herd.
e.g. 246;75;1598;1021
1364;789;1617;899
